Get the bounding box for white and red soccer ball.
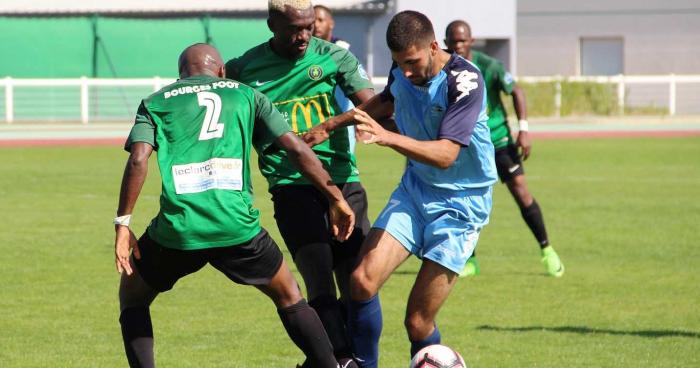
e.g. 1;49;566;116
409;344;467;368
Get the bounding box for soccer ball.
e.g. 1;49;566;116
409;344;467;368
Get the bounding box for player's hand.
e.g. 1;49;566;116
302;124;330;147
355;125;376;143
353;108;389;146
517;131;532;160
115;225;140;275
328;198;355;242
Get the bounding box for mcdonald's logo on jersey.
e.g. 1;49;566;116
291;99;325;133
276;94;332;133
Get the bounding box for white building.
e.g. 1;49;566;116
517;0;700;76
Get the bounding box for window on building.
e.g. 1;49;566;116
580;38;624;76
473;39;511;71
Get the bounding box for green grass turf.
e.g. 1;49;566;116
1;136;699;367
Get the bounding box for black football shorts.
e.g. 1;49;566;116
494;144;525;182
134;229;283;292
270;182;370;266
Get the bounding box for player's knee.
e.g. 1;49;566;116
264;263;305;308
270;284;304;309
349;267;377;301
509;179;532;206
404;312;433;341
118;274;157;312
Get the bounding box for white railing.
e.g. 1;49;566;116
2;74;700;123
376;74;700;117
1;77;175;124
519;74;700;117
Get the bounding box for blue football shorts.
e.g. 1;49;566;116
372;173;493;274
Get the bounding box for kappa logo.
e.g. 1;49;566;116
451;70;479;101
308;65;324;80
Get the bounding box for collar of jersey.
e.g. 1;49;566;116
180;75;219;82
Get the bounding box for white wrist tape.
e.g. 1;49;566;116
113;215;132;226
518;119;529;132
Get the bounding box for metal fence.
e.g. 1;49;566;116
2;74;700;123
1;77;174;123
518;75;700;117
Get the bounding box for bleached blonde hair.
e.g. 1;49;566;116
268;0;313;12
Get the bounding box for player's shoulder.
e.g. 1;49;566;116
445;53;483;86
444;54;484;102
472;50;503;71
142;78;185;105
446;53;481;75
331;36;351;50
310;37;355;61
149;76;256;105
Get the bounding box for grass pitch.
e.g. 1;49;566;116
0;136;698;367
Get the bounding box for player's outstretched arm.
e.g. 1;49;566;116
302;93;394;147
114;142;153;275
275;132;355;241
353;109;460;169
511;84;531;160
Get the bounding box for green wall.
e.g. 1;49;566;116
0;16;271;78
0;17;93;78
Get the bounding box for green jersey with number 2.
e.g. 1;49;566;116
125;75;290;250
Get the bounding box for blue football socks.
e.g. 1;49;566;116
348;294;382;368
410;324;441;358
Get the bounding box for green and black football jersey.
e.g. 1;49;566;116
471;50;516;149
125;75;290;250
226;37;373;188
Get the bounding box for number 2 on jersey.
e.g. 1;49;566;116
197;91;224;140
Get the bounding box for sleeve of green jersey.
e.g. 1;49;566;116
333;47;373;96
496;62;516;95
124;101;157;152
252;89;291;152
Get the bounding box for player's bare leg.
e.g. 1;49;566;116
348;229;411;367
255;259;304;307
505;173;534;210
119;258;159;368
405;260;458;357
351;229;411;300
256;260;339;368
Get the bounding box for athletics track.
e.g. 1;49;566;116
1;118;700;147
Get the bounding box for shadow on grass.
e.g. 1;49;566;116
476;325;700;339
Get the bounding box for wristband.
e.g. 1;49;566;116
518;119;529;132
113;215;132;226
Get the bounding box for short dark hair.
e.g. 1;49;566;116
313;4;332;15
445;20;471;39
386;10;435;52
